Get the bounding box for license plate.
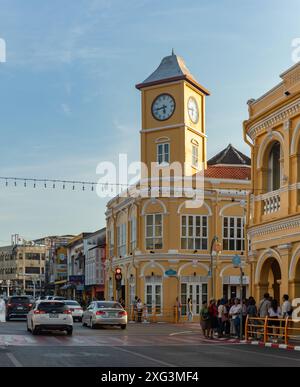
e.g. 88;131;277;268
17;307;23;310
49;314;59;318
108;312;117;317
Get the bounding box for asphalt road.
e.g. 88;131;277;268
0;320;299;367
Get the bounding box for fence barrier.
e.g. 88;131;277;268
245;316;300;345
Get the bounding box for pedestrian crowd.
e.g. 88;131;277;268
197;293;293;339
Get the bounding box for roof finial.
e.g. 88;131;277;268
172;48;175;56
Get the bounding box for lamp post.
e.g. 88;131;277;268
232;254;244;340
210;236;221;299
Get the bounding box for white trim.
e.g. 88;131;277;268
155;136;171;143
289;246;300;280
140;261;165;277
257;131;285;169
254;248;282;284
177;200;212;215
141;198;167;215
290;120;300;155
178;261;209;276
219;202;242;216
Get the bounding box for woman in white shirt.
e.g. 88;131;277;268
268;299;281;339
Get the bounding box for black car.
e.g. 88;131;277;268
6;296;33;321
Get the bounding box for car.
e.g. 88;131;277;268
27;300;73;335
64;300;83;322
52;296;65;301
6;295;34;321
82;301;127;329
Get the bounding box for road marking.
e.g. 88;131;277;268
6;353;23;367
113;346;176;367
169;331;193;336
217;344;300;363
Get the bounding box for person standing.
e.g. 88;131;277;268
187;298;193;322
175;297;182;322
208;299;218;338
282;294;292;318
200;301;210;338
268;299;281;340
229;298;242;338
0;297;5;323
258;293;271;318
137;298;143;323
217;299;227;337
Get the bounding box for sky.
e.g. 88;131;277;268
0;0;300;245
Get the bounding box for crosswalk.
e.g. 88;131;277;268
0;333;244;347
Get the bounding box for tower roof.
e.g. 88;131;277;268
136;51;210;95
207;144;251;166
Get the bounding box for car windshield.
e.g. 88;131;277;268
65;301;80;306
38;302;67;313
10;297;30;304
96;302;122;309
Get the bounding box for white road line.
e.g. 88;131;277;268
6;353;23;367
217;344;300;363
169;331;193;336
113;346;176;367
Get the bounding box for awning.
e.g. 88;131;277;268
54;280;67;285
60;284;75;290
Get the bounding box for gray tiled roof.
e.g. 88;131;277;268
207;144;251;166
141;52;196;85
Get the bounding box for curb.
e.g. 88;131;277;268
240;340;300;351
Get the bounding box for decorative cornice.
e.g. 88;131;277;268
248;214;300;238
247;97;300;141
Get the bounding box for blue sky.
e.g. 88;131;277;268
0;0;299;244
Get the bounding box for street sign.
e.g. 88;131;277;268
165;269;177;277
232;255;241;268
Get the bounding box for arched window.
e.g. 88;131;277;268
267;141;281;192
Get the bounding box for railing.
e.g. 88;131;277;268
245;316;300;345
262;191;281;215
125;305;182;324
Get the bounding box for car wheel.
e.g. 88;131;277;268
5;316;10;322
90;318;96;329
82;319;86;327
67;328;73;336
32;327;39;335
121;324;127;330
27;323;31;332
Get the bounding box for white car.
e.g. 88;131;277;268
82;301;127;329
27;301;73;335
64;300;83;322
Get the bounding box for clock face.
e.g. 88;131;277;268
152;94;175;121
188;96;199;124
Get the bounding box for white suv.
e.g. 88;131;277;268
27;301;73;336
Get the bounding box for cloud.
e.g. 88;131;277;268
61;103;72;116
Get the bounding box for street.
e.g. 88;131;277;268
0;321;299;367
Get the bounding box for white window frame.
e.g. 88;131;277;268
180;215;208;250
157;143;170;165
117;223;127;257
192;144;199;168
145;214;163;250
222;216;245;251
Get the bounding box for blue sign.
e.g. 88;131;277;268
232;255;241;267
165;269;177;277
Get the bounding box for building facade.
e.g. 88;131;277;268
105;52;251;319
0;243;47;296
244;61;300;302
84;228;106;301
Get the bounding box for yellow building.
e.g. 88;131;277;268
244;61;300;302
105;52;251;320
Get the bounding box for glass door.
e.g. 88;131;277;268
145;283;162;315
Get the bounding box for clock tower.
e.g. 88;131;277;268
136;51;210;179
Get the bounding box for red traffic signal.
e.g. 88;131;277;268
115;268;122;281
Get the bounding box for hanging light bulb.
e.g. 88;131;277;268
14;180;17;187
91;185;94;192
5;180;8;187
33;180;36;188
63;182;66;190
53;182;56;189
44;181;47;188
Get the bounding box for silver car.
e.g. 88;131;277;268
82;301;127;329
